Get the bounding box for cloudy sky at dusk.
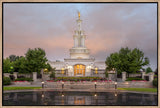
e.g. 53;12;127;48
4;3;157;70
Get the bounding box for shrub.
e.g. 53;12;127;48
15;78;33;82
3;77;11;85
153;78;157;87
50;71;55;79
105;72;108;77
126;77;144;81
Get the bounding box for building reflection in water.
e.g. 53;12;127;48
74;97;85;105
3;91;158;105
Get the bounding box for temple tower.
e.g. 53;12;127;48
69;12;90;59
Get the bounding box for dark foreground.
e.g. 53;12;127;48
3;91;158;106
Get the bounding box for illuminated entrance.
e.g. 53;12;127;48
74;64;85;76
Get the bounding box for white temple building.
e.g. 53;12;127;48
49;12;106;77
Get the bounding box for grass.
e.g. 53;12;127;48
3;87;42;91
117;88;157;92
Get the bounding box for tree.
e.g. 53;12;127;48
13;56;29;73
9;55;17;62
146;67;153;74
25;48;48;74
3;58;14;73
105;47;149;75
45;63;52;71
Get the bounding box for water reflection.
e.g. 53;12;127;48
3;91;157;105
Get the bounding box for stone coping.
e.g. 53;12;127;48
3;88;157;95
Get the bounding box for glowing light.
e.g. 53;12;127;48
42;94;44;97
61;68;65;74
67;66;72;69
41;82;44;84
95;68;98;74
44;68;48;72
87;65;92;69
112;68;115;71
115;93;117;96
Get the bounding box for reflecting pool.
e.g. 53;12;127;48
3;91;157;106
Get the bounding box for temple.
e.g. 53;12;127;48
48;12;106;77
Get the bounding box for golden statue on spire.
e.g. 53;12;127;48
78;11;80;19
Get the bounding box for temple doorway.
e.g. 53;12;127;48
74;64;85;76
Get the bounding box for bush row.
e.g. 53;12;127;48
153;78;157;87
14;78;33;82
126;77;144;81
3;77;11;85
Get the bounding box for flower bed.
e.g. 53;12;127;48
55;77;104;81
46;80;112;83
13;81;31;85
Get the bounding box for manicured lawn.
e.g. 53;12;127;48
3;87;42;91
117;88;157;92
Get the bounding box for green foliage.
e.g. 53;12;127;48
3;48;49;74
126;77;144;81
3;77;11;85
3;58;14;73
25;48;48;74
45;63;52;71
9;55;17;62
105;47;149;75
15;78;33;82
153;78;157;87
3;87;41;91
146;67;153;74
117;88;157;92
50;68;56;79
13;56;29;73
105;70;108;77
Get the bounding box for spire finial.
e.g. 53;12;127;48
78;11;80;19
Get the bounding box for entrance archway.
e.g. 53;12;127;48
74;64;85;76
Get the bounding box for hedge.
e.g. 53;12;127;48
126;77;144;81
153;78;157;87
3;77;11;85
15;78;33;82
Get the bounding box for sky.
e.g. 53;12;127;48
3;3;157;70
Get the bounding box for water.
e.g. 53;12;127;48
3;91;158;106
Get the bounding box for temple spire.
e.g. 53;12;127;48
69;12;90;59
77;11;82;31
78;11;80;20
